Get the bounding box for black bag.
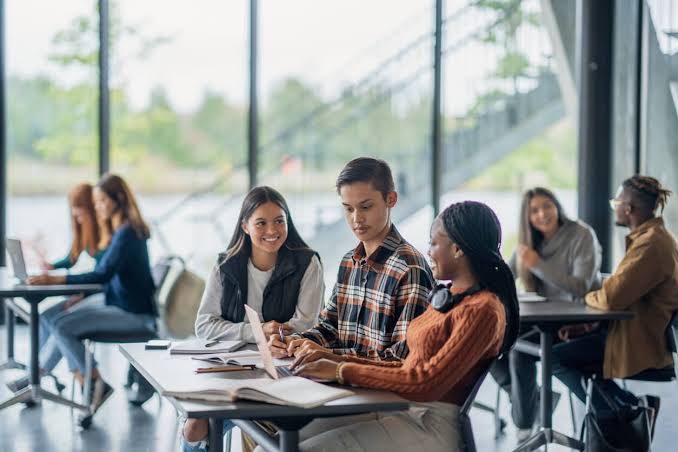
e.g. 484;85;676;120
581;378;653;452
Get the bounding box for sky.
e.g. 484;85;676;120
7;0;552;115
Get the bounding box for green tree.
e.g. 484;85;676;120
475;0;540;94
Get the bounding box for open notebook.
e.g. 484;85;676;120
162;376;353;408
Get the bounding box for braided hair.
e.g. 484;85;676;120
440;201;520;355
622;175;672;215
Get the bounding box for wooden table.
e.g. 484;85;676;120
513;300;633;452
120;343;409;452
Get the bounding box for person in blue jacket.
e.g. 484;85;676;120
28;173;156;412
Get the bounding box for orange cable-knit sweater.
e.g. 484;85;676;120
341;289;506;406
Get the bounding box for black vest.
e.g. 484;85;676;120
217;247;317;323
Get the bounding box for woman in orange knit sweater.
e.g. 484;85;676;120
287;201;520;452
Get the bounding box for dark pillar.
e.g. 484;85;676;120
248;0;259;189
0;0;6;268
98;0;110;176
431;0;443;217
634;0;644;174
576;0;614;271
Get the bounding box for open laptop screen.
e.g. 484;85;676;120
6;238;28;283
244;304;281;380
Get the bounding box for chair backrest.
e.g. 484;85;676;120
149;255;185;319
666;310;678;354
461;363;492;415
157;265;205;339
459;360;494;452
668;311;678;380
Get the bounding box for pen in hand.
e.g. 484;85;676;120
278;325;286;343
205;339;220;348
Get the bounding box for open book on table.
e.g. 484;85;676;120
162;376;353;408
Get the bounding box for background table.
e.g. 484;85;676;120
0;278;102;411
514;300;633;452
120;343;409;452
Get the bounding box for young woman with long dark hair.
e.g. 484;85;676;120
27;173;156;412
183;186;324;452
491;186;602;439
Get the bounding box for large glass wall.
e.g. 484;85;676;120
259;0;434;286
6;0;98;270
110;0;249;273
642;0;678;234
441;0;577;266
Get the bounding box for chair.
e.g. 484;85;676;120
471;387;506;438
74;256;204;428
125;257;205;404
623;310;677;385
571;310;678;433
461;362;496;452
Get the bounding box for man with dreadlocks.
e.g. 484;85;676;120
553;175;678;432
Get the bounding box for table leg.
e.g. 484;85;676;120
279;429;300;452
0;300;26;371
512;328;584;452
209;418;224;452
541;330;552;429
29;300;40;388
0;297;87;412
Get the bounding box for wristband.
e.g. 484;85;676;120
336;362;346;385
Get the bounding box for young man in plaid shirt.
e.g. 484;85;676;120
270;157;434;361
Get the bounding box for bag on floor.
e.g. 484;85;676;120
581;377;653;452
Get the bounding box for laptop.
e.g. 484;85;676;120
244;305;294;379
6;238;28;284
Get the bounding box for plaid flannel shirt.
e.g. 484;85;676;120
299;225;433;359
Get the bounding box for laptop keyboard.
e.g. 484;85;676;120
276;366;294;377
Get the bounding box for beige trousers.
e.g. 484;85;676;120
250;401;461;452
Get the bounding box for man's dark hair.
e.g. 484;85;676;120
335;157;395;201
622;175;672;215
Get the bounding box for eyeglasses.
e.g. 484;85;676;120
609;198;626;210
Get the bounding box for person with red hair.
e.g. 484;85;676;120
7;183;107;393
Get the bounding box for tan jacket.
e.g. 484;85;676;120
586;217;678;378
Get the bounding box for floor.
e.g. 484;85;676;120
0;323;675;452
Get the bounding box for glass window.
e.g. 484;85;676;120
441;0;577;258
110;0;249;274
259;0;435;287
6;0;98;270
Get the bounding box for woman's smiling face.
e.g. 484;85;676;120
528;195;560;238
428;216;456;281
242;201;289;255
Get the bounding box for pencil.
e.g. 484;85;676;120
194;365;256;374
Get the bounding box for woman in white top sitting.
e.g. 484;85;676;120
183;185;324;452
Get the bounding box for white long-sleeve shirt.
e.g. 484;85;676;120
194;255;324;342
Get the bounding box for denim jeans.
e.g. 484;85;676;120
49;303;155;374
38;293;105;373
490;329;541;429
182;420;235;452
552;327;638;413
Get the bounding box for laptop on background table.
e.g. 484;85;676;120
6;238;28;284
